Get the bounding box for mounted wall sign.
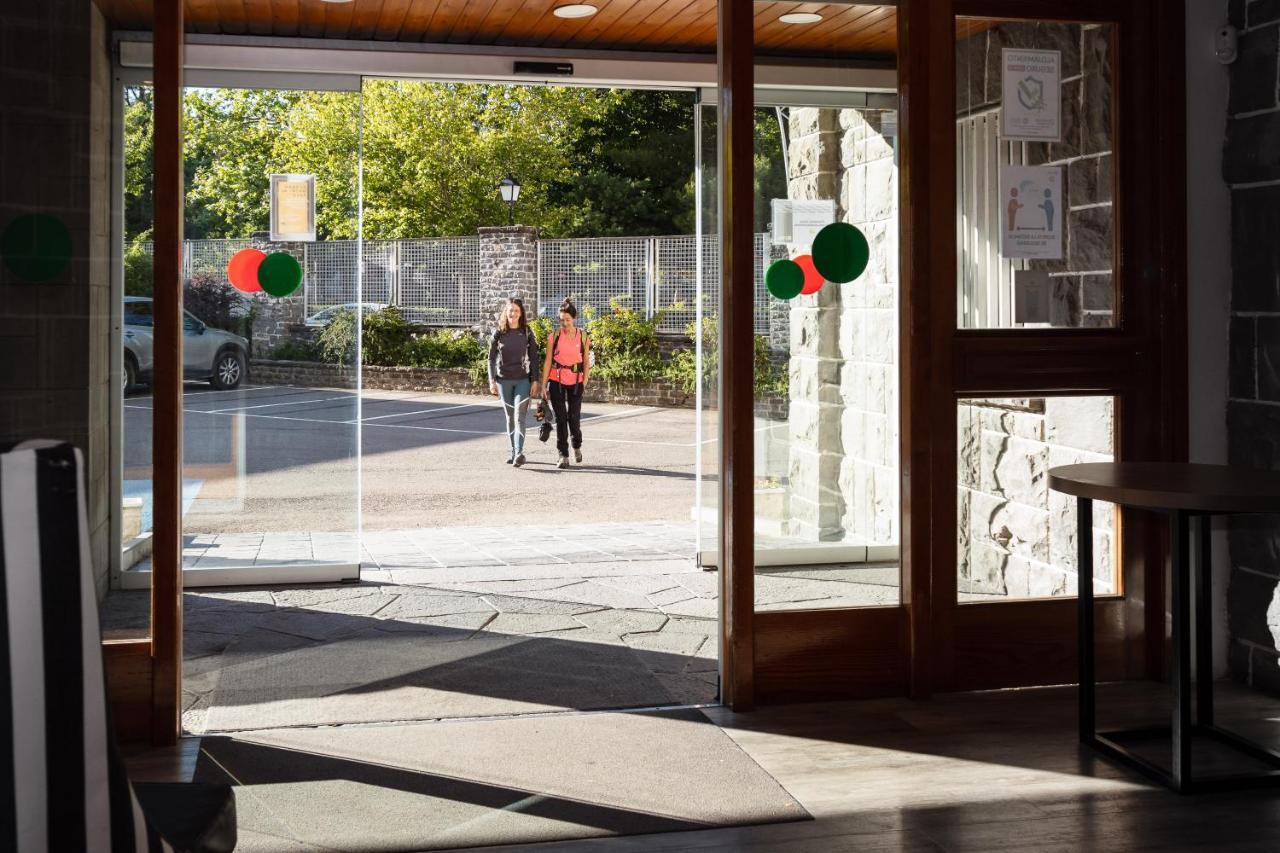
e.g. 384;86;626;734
1000;48;1061;141
770;199;836;247
269;173;316;242
999;165;1063;260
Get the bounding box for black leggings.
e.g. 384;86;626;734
548;381;583;456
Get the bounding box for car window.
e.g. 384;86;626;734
183;311;202;331
123;302;153;327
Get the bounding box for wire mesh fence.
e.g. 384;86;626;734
135;232;779;337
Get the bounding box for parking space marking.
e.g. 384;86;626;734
355;400;493;423
206;393;356;414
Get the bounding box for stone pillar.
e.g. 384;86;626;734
0;1;113;595
477;225;539;333
785;108;845;540
249;236;308;358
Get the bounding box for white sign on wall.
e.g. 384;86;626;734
999;164;1063;260
270;173;316;242
770;199;836;247
1014;269;1052;325
1001;48;1061;141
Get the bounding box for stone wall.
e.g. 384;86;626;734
1224;0;1280;693
477;225;538;333
784;106;899;546
955;22;1115;327
958;397;1115;597
0;0;113;596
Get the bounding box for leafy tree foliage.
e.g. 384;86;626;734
122;83;788;242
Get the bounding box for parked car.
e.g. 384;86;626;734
304;302;387;328
123;296;249;391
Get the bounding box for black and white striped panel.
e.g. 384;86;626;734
0;441;171;852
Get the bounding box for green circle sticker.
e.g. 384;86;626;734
0;214;72;282
257;251;303;297
765;258;805;300
811;222;870;284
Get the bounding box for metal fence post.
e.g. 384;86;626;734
646;238;658;319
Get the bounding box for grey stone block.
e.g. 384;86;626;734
1225;113;1280;185
1230;316;1257;400
1231;186;1280;311
1230;25;1280;115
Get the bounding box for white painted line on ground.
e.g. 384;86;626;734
205;393;355;414
355;400;494;423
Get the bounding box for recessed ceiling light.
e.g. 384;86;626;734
553;4;598;18
779;12;823;24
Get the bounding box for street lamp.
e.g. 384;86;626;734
498;174;522;226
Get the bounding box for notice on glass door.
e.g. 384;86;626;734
1000;165;1063;260
1001;48;1061;141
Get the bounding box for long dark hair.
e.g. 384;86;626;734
497;297;528;333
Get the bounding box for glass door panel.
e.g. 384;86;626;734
956;20;1116;329
749;3;903;612
120;84;363;590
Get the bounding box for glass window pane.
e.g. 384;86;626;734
958;396;1117;600
956;20;1115;329
752;4;902;611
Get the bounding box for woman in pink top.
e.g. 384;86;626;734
540;299;592;469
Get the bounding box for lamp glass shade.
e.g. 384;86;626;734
498;174;522;204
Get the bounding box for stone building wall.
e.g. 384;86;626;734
1224;0;1280;693
957;397;1115;597
955;21;1115;327
0;0;113;596
783;106;899;546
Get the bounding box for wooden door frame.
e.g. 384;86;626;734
717;0;1187;705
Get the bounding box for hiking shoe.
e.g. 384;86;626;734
514;453;526;467
557;455;570;469
505;457;513;465
574;448;583;464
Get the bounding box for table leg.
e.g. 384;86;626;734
1171;509;1192;791
1078;496;1094;743
1196;514;1214;727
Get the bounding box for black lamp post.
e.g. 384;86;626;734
498;173;522;226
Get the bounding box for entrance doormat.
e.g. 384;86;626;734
194;708;810;852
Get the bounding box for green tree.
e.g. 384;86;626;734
549;90;697;237
123;87;154;241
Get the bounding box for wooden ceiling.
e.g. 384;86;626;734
93;1;900;58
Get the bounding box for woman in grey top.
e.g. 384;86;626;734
488;298;541;466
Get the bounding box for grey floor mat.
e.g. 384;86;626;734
203;625;680;731
195;708;809;852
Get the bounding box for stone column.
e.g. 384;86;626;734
477;225;539;334
785;108;846;540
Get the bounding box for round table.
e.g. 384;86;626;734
1049;462;1280;793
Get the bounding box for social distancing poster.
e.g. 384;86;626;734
999;165;1063;260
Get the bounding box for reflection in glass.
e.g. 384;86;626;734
958;396;1117;600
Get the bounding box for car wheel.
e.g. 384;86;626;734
210;349;244;390
124;355;138;393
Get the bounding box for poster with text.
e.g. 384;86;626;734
1001;48;1061;141
1000;165;1062;260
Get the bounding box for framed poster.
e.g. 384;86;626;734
1001;48;1061;141
1000;165;1063;260
270;173;316;242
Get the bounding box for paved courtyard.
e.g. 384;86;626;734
112;383;913;732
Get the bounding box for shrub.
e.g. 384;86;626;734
361;306;413;366
407;328;485;369
317;309;357;365
124;244;153;297
665;317;788;397
184;272;241;333
269;339;321;361
584;297;667;386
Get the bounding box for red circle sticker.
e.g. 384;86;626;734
794;254;824;295
227;248;266;293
